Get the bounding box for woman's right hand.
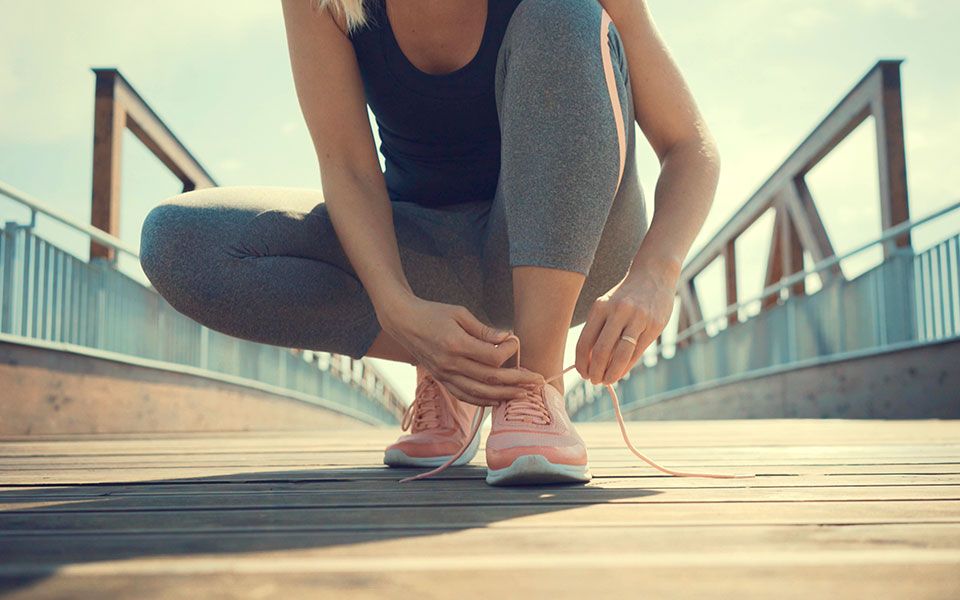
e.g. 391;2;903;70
379;296;545;407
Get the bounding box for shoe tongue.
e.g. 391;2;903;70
415;364;432;385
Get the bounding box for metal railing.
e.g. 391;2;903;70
567;202;960;421
0;180;405;425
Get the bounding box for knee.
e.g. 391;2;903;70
139;199;194;293
506;0;601;53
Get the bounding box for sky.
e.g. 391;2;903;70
1;0;958;403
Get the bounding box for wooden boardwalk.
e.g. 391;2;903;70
1;419;958;599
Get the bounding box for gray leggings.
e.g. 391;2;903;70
139;0;648;360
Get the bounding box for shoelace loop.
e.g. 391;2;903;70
398;333;755;483
502;378;552;425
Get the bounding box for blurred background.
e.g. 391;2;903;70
1;0;957;408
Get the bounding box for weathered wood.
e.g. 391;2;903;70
89;72;126;262
762;208;784;309
1;420;958;597
723;240;738;326
779;205;806;296
873;62;911;254
784;177;841;283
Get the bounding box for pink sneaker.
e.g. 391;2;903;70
484;377;591;486
383;364;482;468
396;334;752;485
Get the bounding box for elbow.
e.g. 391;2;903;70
698;125;721;174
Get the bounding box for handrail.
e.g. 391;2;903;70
0;179;139;259
671;200;959;347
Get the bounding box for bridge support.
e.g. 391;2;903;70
90;69;217;263
673;60;910;339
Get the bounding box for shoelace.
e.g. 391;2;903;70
503;381;552;425
399;333;755;483
400;374;450;432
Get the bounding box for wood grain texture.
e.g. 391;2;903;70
1;419;958;599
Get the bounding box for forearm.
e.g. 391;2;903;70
321;167;416;319
627;137;720;286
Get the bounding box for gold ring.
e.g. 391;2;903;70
620;334;638;345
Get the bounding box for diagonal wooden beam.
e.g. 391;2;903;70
762;209;784;309
676;279;704;346
783;176;842;288
722;240;738;327
780;205;805;297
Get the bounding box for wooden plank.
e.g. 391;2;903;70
1;565;957;600
3;418;958;447
2;565;956;600
1;500;957;532
4;473;960;499
3;485;959;513
3;522;958;559
3;463;959;486
3;444;957;468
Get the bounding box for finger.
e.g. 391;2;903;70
602;324;645;384
454;306;510;346
588;311;629;384
622;327;660;378
575;303;606;378
443;370;531;402
447;328;539;385
452;355;545;390
439;377;509;407
452;308;520;367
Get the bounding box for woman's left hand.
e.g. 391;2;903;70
575;270;679;385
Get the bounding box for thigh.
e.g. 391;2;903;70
141;186;499;354
149;186;494;315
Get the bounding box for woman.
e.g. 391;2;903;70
139;0;720;486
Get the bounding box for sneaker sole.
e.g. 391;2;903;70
485;454;591;486
383;423;483;468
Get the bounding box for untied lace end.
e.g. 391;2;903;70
398;334;755;483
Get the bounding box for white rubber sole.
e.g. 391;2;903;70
485;454;592;486
383;423;483;468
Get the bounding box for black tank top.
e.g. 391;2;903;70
349;0;523;207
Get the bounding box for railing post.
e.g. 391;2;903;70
90;71;125;263
1;222;20;335
723;240;738;327
873;62;911;256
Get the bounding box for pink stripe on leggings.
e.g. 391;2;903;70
600;9;627;194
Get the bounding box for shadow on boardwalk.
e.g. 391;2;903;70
0;465;660;595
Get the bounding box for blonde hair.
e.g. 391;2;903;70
315;0;368;33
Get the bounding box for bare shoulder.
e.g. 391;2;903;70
325;2;351;36
282;0;350;37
